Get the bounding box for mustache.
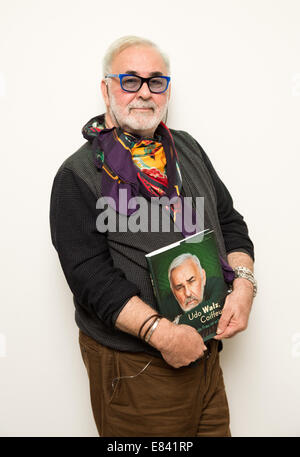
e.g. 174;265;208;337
128;101;156;110
184;296;199;306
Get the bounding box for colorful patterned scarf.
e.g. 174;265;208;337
128;137;168;195
82;115;192;233
82;115;235;283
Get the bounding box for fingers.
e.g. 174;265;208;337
214;290;251;340
216;306;234;337
214;314;248;340
161;325;208;368
214;325;237;340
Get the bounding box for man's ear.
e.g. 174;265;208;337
168;83;171;101
202;269;206;287
101;79;110;108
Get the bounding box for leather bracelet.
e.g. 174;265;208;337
138;314;161;340
144;317;161;343
142;315;162;341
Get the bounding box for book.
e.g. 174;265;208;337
145;229;230;342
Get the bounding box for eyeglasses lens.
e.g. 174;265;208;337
122;76;141;92
149;77;167;93
121;76;167;93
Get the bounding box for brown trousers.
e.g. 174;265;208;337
79;330;231;437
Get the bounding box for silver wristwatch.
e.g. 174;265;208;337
233;266;257;297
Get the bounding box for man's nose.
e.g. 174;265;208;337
184;285;192;298
137;81;152;99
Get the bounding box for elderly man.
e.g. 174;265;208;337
50;35;256;437
169;254;208;312
169;253;228;330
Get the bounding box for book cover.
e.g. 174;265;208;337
145;229;230;342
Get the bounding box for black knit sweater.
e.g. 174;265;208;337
50;119;254;355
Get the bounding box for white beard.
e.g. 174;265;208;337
108;92;169;137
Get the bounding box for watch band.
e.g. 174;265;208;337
233;266;257;297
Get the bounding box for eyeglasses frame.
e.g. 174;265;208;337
105;73;171;94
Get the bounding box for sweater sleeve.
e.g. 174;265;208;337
200;147;255;261
49;166;140;329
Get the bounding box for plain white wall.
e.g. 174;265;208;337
1;0;299;437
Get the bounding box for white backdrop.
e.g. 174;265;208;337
1;0;299;437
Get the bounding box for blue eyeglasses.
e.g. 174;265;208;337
105;74;171;94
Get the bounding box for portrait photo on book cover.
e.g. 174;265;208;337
169;252;223;319
168;252;227;327
146;231;230;339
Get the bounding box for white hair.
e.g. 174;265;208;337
168;253;203;288
102;35;170;77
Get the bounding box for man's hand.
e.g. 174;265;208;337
214;278;253;340
115;296;207;368
150;319;207;368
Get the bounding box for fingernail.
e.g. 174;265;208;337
216;328;222;335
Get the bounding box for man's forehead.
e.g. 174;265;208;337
172;259;200;276
111;45;168;75
124;70;164;77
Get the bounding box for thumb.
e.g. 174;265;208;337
216;306;233;335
